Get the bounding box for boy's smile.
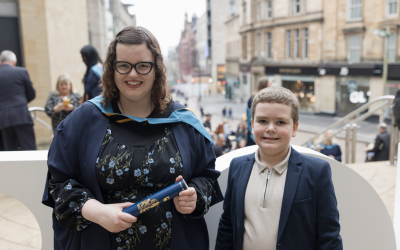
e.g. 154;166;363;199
251;102;299;166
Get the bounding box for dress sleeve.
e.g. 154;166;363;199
44;92;57;118
183;177;215;219
48;176;95;231
182;125;224;220
42;105;97;231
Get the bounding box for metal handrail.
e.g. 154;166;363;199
302;95;395;147
302;95;398;165
29;107;53;133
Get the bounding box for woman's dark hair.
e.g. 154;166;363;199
101;26;172;114
80;45;102;77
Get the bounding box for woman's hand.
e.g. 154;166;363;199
82;199;137;233
64;104;74;112
173;175;197;214
53;102;65;113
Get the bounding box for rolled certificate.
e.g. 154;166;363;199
122;179;188;216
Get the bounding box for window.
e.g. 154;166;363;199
388;33;397;62
266;32;272;59
257;33;262;57
290;0;304;15
302;28;308;58
387;0;398;16
243;5;247;24
242;35;247;59
348;35;361;61
265;1;272;19
257;2;262;21
348;0;362;21
286;30;291;58
294;29;300;58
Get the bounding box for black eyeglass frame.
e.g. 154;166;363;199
113;61;155;75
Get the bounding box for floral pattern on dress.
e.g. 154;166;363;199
48;176;93;231
95;123;182;250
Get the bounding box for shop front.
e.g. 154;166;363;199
266;66;319;113
281;75;316;112
335;77;371;117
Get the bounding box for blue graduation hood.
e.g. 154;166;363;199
88;95;213;145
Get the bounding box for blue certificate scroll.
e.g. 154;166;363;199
122;179;188;216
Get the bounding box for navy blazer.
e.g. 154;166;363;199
0;64;36;130
215;148;342;250
42;100;223;250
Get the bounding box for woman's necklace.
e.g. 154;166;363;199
118;100;153;116
118;100;125;114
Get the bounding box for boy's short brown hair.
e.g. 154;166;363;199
251;86;299;124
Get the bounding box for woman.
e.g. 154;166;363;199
320;130;342;162
80;45;103;101
42;26;223;250
44;73;81;132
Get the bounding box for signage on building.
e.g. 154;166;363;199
265;66;319;76
278;68;302;74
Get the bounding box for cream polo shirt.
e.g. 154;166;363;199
243;147;291;250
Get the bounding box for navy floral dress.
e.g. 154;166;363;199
48;102;215;250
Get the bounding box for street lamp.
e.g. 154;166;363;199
373;26;391;96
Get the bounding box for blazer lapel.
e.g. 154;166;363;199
236;155;255;247
277;148;303;240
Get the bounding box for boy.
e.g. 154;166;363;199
216;87;342;250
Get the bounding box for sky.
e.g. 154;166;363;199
121;0;206;56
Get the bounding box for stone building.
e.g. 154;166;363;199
87;0;136;60
236;0;400;117
179;13;197;84
211;0;231;94
225;0;243;98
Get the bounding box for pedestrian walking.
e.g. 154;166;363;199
42;26;223;250
80;45;103;102
200;105;204;117
222;107;226;117
228;107;233;119
44;73;81;132
0;50;36;150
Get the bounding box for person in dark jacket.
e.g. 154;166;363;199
80;45;103;102
0;50;36;150
42;26;223;250
203;113;212;130
368;123;391;161
320;130;342;162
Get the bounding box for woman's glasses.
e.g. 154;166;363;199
113;61;154;75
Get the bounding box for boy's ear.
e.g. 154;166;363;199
251;118;254;133
292;122;299;137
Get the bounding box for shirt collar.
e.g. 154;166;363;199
255;146;291;175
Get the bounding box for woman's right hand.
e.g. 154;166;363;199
82;199;137;233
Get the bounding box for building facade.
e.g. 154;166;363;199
237;0;400;117
211;0;231;94
225;0;242;99
87;0;136;60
